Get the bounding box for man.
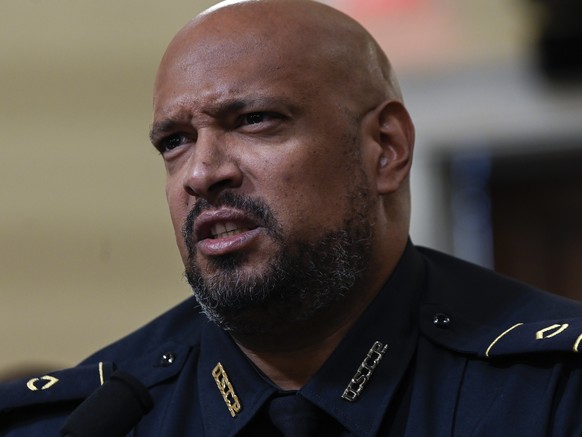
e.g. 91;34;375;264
2;0;582;435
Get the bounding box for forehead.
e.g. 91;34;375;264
153;9;351;116
158;37;311;96
154;51;318;127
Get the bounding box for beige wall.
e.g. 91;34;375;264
0;0;552;372
1;0;217;372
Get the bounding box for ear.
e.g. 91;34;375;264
361;100;415;195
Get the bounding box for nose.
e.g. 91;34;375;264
181;131;243;202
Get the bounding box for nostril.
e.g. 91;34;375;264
184;185;197;197
208;178;237;194
183;175;238;200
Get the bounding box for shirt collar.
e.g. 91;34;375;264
196;321;277;437
196;241;426;436
300;241;426;435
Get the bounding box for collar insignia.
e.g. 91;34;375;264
212;362;242;417
342;340;388;402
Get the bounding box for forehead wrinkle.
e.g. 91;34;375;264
159;90;299;116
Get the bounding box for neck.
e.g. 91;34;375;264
232;307;358;390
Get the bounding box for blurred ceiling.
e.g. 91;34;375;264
1;0;535;73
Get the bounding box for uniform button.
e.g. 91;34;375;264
160;352;176;367
433;313;451;329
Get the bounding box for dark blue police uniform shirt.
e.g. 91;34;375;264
2;242;582;435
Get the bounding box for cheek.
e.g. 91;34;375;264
165;180;189;260
264;166;350;237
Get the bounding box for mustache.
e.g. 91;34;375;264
182;192;282;252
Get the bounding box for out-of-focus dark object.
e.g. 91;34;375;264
442;146;582;302
60;370;154;437
489;147;582;302
534;0;582;81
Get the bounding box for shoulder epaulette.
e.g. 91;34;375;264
0;361;114;413
421;302;582;359
482;318;582;358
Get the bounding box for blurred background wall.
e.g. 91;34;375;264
1;0;581;376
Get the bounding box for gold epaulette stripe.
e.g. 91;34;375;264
485;323;524;358
485;321;582;357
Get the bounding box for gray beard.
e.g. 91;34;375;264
183;168;374;335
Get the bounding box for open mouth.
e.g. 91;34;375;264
191;208;267;257
210;222;252;239
193;208;262;245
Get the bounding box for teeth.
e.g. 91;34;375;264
211;223;227;237
210;222;249;239
225;222;238;232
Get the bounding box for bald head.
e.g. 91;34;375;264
153;0;415;337
156;0;402;117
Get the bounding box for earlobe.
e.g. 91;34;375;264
370;100;415;195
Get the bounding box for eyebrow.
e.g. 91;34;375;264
205;96;291;116
149;119;181;145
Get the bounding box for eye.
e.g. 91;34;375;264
156;133;190;154
238;112;286;132
243;112;267;125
